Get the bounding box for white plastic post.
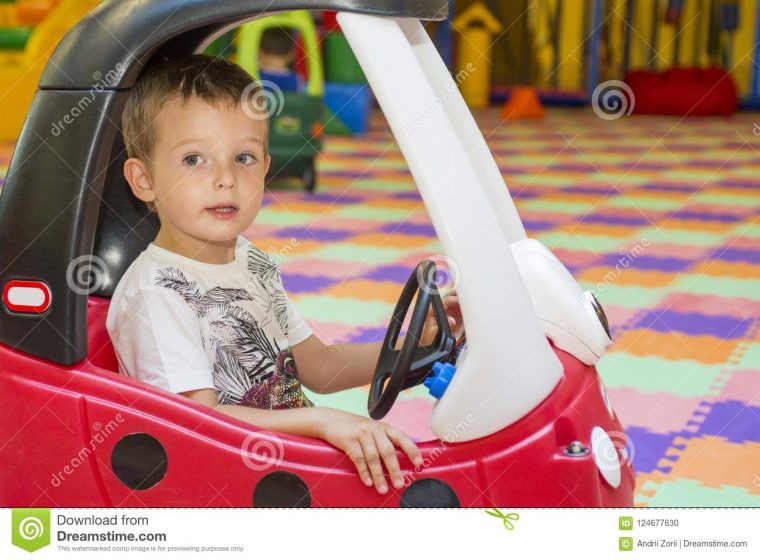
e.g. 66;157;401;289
338;13;562;442
398;18;611;365
394;17;527;244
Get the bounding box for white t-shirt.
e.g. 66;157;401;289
106;236;314;409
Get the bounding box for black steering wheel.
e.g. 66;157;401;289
368;260;457;420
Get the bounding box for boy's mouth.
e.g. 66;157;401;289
206;204;239;220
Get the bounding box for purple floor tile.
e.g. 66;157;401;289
669;210;744;223
634;310;753;338
326;169;377;179
362;264;414;283
380;222;436;237
282;274;337;294
641;183;699;193
710;248;760;264
695;401;760;443
599;254;693;272
390;191;422;201
627;162;673;170
302;192;365;204
563;186;616;195
625;427;679;474
510;189;539;200
717;179;760;190
339;151;387;158
583;214;652;226
549;164;599;173
276;227;355;242
523;220;557;232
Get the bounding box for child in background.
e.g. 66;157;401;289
258;27;304;93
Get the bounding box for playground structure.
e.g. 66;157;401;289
0;0;100;140
452;0;759;109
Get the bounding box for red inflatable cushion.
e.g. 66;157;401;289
625;67;738;116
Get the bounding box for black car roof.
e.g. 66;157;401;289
0;0;448;365
41;0;449;89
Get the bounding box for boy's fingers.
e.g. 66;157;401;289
373;431;403;490
344;443;372;487
442;296;459;309
444;297;461;315
387;427;423;468
360;436;388;494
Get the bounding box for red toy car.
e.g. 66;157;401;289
0;0;635;507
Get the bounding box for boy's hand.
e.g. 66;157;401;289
419;292;462;346
316;408;422;494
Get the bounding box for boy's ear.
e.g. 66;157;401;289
123;158;157;204
263;154;272;176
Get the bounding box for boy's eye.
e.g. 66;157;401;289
235;153;256;165
183;154;204;166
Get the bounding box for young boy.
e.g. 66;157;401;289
257;27;304;93
106;54;461;496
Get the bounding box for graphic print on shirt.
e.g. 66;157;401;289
246;246;289;336
153;245;313;409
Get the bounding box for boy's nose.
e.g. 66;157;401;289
213;165;236;189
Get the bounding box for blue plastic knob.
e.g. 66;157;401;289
423;362;457;399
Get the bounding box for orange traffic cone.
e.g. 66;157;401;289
501;86;545;119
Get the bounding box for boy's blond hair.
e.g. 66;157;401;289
121;54;269;212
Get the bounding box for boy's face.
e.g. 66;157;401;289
125;95;270;260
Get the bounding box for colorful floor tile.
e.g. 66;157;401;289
261;109;760;507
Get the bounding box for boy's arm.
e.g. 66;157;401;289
183;388;323;438
291;336;383;395
180;388;422;494
292;294;462;395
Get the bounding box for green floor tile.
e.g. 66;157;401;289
306;243;411;264
637;479;760;507
254;209;318;226
634;227;729;247
537;231;629;253
293;295;393;325
603;196;686;211
582;283;673;307
598;353;726;398
333;205;416;221
303;387;371;417
673;275;760;299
